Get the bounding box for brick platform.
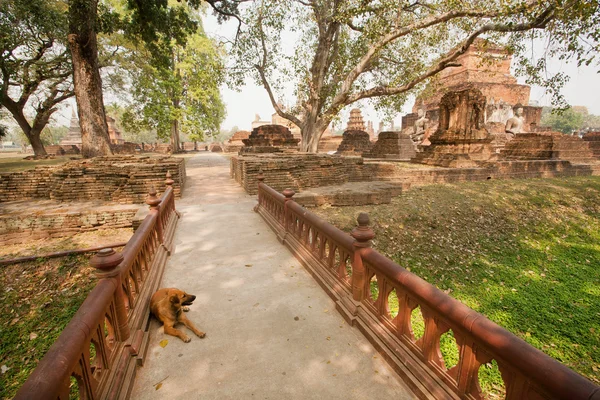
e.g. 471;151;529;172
0;200;139;245
335;130;373;155
501;132;596;164
230;153;397;195
230;153;600;205
0;155;186;204
365;131;416;160
317;136;343;153
581;132;600;158
241;124;300;153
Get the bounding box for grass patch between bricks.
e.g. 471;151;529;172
313;176;600;397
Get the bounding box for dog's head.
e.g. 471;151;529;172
168;289;197;308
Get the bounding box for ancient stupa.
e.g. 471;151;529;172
59;108;83;146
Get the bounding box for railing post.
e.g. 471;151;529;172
165;171;180;218
350;212;375;302
147;186;164;244
91;248;130;341
254;169;265;213
280;188;295;243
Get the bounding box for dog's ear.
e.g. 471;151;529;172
170;295;180;305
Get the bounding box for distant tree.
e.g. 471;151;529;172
0;0;74;156
232;0;600;152
41;125;69;145
105;103;157;144
542;106;587;134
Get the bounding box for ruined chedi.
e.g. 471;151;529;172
336;109;373;155
412;88;496;167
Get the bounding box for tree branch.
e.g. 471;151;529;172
254;63;303;128
344;6;556;104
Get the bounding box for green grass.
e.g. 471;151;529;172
314;176;600;395
0;155;78;172
0;254;95;400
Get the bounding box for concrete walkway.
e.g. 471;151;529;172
130;153;415;399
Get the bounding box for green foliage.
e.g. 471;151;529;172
40;125;68;145
0;0;73;148
117;6;226;143
541;106;600;134
541;107;586;134
105;103;157;143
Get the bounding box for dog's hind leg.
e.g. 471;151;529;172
179;315;206;338
164;322;191;343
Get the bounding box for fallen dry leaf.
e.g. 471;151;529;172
159;339;169;348
29;332;37;341
155;383;162;390
244;264;253;268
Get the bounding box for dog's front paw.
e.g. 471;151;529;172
182;306;190;312
182;336;191;343
197;332;206;338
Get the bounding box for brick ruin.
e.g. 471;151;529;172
241;124;300;153
401;39;543;138
412;88;496;167
364;131;416;160
501;132;596;164
225;130;251;153
583;132;600;158
209;143;224;152
336;130;373;155
0;155;186;204
0;201;139;245
230;153;397;195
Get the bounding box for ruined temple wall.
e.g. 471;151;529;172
0;156;186;204
230;154;396;195
0;206;138;245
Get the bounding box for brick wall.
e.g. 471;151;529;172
0;156;186;204
0;205;139;245
231;154;396;195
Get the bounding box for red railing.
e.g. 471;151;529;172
15;173;180;400
255;176;600;400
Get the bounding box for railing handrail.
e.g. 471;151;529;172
14;279;116;398
256;181;600;400
360;248;599;400
15;173;180;400
118;211;159;276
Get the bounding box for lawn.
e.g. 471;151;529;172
312;176;600;395
0;154;79;173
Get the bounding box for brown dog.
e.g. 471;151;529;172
150;288;206;343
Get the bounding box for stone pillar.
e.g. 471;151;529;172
281;188;295;243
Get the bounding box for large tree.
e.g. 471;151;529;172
0;0;74;156
66;0;239;157
232;0;600;152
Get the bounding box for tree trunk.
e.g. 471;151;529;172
170;119;181;153
3;105;47;156
300;116;329;153
28;128;47;156
68;0;112;158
